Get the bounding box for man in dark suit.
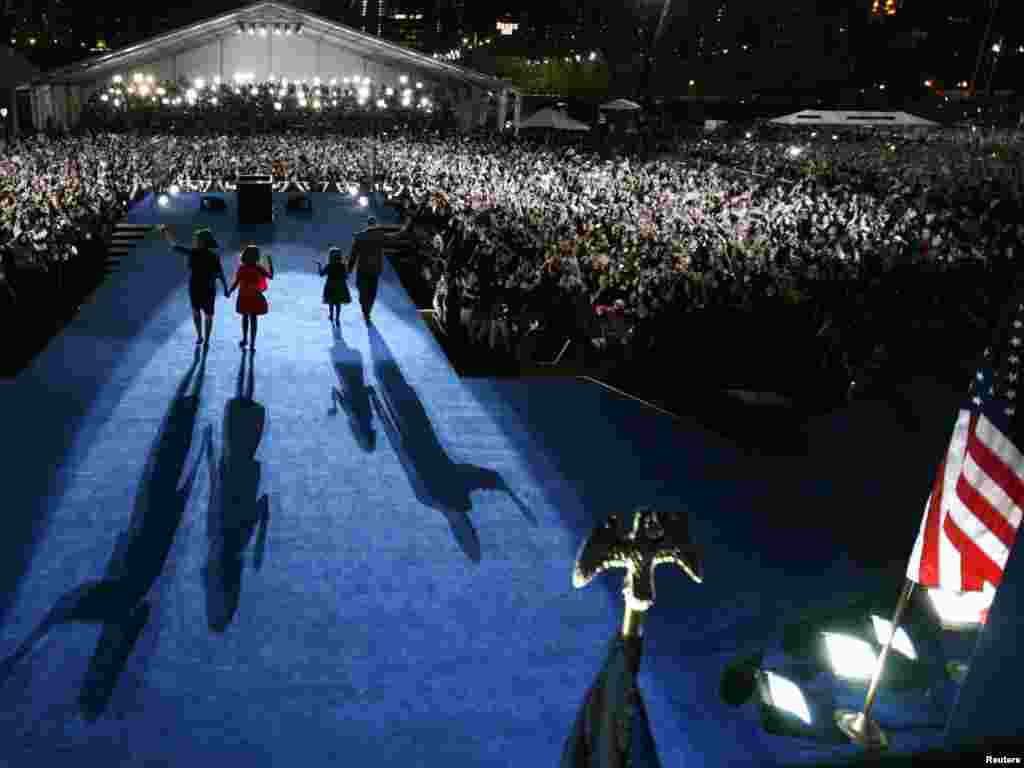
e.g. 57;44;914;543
349;217;387;322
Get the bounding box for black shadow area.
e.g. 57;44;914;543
329;323;375;452
0;347;210;720
203;350;270;633
366;325;533;563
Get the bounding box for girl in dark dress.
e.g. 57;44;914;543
313;247;352;324
160;225;228;345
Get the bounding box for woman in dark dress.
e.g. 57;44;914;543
160;225;228;345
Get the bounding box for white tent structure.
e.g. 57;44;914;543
769;109;940;129
20;1;518;134
518;108;590;132
599;98;642;112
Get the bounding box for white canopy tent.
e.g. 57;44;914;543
599;98;642;112
769;109;940;128
518;107;590;132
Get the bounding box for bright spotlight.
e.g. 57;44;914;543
870;616;916;660
101;94;109;102
358;195;368;207
823;633;878;681
376;98;386;108
744;132;751;139
415;81;422;89
210;98;218;106
832;134;839;140
169;184;180;196
250;87;257;96
358;86;370;100
274;101;282;111
385;87;394;96
759;671;812;725
399;75;408;84
112;74;123;83
156;87;166;96
927;584;995;630
787;146;803;157
157;194;170;207
348;186;358;197
810;131;817;138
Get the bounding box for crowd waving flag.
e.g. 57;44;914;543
907;299;1024;598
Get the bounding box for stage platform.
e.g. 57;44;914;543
0;192;976;766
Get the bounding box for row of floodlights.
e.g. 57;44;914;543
112;74;424;90
159;185;369;208
754;587;992;732
100;90;431;109
237;22;302;36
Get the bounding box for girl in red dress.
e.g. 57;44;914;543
227;245;274;351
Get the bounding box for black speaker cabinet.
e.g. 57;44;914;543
237;174;273;223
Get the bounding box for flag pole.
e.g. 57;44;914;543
835;578;916;749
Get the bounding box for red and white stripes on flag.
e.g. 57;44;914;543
907;409;1024;593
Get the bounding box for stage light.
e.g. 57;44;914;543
349;186;358;197
399;75;408;84
101;94;109;102
927;584;994;630
832;134;838;140
169;184;180;196
992;42;1001;53
274;101;282;111
375;98;385;108
416;81;422;89
133;72;144;83
689;79;696;86
173;97;182;105
589;51;597;61
313;77;321;86
924;79;933;87
870;616;916;660
112;75;123;83
787;146;803;157
358;195;368;207
210;98;218;105
113;99;121;107
402;88;412;97
823;632;878;681
811;131;817;138
758;671;812;725
151;96;157;103
259;24;267;37
420;97;429;107
745;132;751;139
385;87;394;96
401;97;411;107
358;86;370;100
274;24;281;35
161;97;169;104
250;88;257;96
156;87;166;96
158;194;169;207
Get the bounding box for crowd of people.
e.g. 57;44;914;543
2;122;1021;398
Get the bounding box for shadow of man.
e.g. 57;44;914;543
0;347;211;720
204;349;270;633
328;323;375;452
365;325;534;563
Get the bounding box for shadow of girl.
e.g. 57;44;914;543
204;350;271;633
329;323;375;452
0;347;211;720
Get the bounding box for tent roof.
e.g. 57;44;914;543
30;1;512;93
769;109;940;127
600;98;642;111
518;108;590;131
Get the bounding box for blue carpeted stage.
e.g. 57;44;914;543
0;191;986;766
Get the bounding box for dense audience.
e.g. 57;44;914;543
2;121;1021;398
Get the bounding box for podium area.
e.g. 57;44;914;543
0;191;979;765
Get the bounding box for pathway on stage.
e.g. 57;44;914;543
0;193;961;766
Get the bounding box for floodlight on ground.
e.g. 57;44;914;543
363;76;371;85
759;670;812;725
170;184;180;196
173;97;181;105
358;196;368;208
158;194;169;207
927;584;994;630
823;632;878;681
870;616;916;660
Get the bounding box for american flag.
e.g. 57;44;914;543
907;300;1024;594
